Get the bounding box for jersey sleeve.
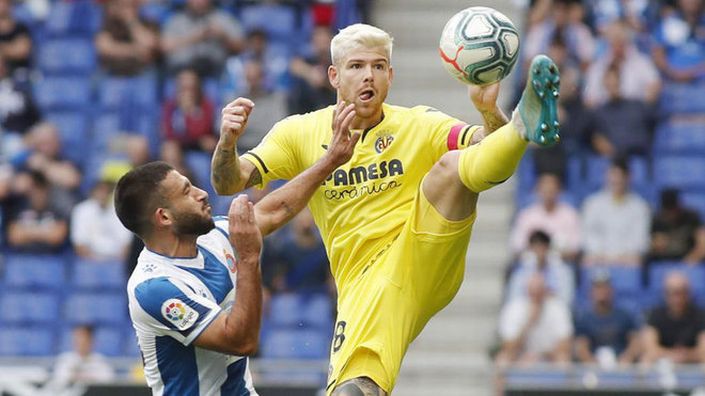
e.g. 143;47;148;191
241;116;304;188
414;106;482;160
133;276;222;346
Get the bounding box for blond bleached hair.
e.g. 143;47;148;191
330;24;393;66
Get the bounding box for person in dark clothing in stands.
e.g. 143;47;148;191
649;188;705;264
641;271;705;365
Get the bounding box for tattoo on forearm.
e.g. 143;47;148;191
212;146;239;192
244;168;262;189
332;377;386;396
481;109;509;133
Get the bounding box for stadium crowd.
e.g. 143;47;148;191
0;0;366;383
499;0;705;368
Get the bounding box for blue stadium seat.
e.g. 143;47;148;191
653;118;705;155
659;82;705;115
98;75;158;110
184;151;215;194
71;258;126;291
45;111;90;166
4;253;66;290
653;156;705;190
240;4;297;43
34;76;92;110
123;328;141;357
37;38;96;74
58;326;124;356
261;329;330;359
580;266;642;299
0;327;55;356
681;191;705;220
268;293;303;328
300;293;333;330
0;291;60;324
648;263;705;304
64;292;128;326
45;0;102;37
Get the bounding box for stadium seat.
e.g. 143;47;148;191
268;293;303;328
64;292;128;326
681;191;705;221
45;111;90;166
659;82;705;115
123;329;141;357
653;118;705;155
300;293;333;330
71;258;126;291
45;0;102;37
579;266;642;300
653;156;705;190
34;76;92;110
4;253;66;290
0;291;60;324
184;151;215;195
98;75;158;110
37;38;96;74
240;4;297;43
261;328;330;359
0;327;55;356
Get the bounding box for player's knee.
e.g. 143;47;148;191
331;377;387;396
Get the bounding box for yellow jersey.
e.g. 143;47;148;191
243;103;478;290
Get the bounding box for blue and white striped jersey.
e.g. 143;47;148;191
127;216;257;396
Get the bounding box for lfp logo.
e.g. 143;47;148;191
374;134;394;154
164;301;186;321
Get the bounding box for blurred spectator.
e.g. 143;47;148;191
582;158;650;266
641;271;705;365
652;0;705;82
649;188;705;264
71;178;132;261
263;208;331;294
523;0;595;74
288;25;336;114
584;0;654;34
496;273;573;365
161;0;244;77
0;53;39;134
0;0;32;78
583;22;661;107
589;65;654;158
95;0;159;77
510;173;581;260
574;270;641;366
235;59;287;152
222;29;289;98
6;170;69;253
507;230;575;304
49;325;115;390
161;68;217;155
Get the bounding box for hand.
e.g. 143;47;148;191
228;194;262;266
468;81;500;113
325;102;360;168
220;97;255;147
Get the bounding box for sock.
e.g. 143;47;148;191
457;116;528;193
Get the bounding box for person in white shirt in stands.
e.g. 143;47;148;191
496;273;573;366
582;157;650;266
49;325;115;390
71;175;132;260
114;109;358;395
510;172;581;261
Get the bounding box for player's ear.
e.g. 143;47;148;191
388;65;394;85
328;65;339;89
154;207;173;228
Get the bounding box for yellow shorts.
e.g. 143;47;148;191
326;180;476;394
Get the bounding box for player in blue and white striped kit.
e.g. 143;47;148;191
113;110;360;396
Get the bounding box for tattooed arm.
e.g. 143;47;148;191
467;82;509;144
211;97;261;195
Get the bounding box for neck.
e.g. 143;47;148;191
350;110;384;131
145;233;199;258
543;201;557;212
595;302;611;315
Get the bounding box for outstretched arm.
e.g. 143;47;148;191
211;98;260;195
255;102;359;236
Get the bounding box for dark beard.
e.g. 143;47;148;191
172;210;215;236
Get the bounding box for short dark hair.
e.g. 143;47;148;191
610;156;630;174
114;161;174;238
528;229;551;246
28;170;49;189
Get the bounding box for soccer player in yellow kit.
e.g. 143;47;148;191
211;24;560;396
